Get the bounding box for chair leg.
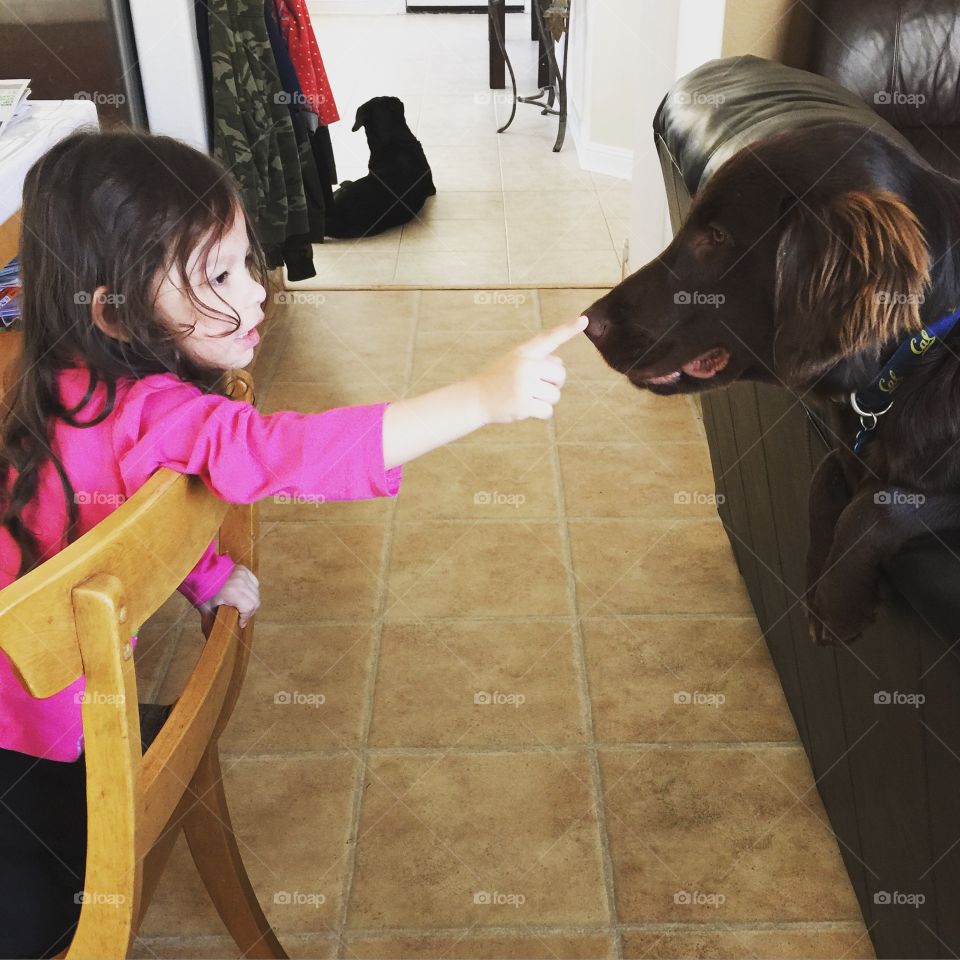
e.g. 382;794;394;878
182;745;287;959
136;806;192;931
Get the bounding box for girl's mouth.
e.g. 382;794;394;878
236;327;260;347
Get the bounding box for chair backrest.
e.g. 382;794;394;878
0;331;260;953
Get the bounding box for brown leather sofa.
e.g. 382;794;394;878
653;3;960;957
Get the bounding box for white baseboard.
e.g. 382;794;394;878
311;0;405;13
567;102;633;181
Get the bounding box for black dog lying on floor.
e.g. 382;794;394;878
582;121;960;646
324;96;436;239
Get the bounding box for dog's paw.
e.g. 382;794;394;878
808;616;861;647
806;588;874;646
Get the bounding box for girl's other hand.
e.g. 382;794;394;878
469;315;588;425
198;563;260;638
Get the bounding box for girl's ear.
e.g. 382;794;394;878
89;285;130;343
772;189;929;383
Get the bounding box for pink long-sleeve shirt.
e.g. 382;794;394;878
0;362;401;761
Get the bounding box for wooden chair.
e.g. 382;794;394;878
0;331;287;958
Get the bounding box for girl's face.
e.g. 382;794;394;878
155;209;267;371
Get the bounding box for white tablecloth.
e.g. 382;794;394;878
0;99;100;226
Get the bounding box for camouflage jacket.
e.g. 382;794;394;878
208;0;314;277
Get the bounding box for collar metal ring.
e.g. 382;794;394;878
849;391;893;419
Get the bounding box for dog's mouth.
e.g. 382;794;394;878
630;346;732;387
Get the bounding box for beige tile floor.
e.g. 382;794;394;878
130;288;874;959
283;11;629;289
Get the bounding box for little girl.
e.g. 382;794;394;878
0;130;585;956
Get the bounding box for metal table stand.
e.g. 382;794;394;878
488;0;572;152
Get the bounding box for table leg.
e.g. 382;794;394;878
489;0;506;89
536;0;550;88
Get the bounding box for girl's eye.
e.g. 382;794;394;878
211;270;229;286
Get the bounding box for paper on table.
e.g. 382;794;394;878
0;79;32;141
0;80;30;121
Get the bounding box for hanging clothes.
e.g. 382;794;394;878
202;0;316;280
264;0;312;132
265;0;328;241
264;0;338;241
310;125;339;213
274;0;340;127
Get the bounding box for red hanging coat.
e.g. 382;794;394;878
274;0;340;126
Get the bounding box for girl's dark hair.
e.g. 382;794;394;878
1;128;270;577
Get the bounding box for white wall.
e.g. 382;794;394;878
565;0;642;181
624;0;725;274
311;0;404;13
129;0;208;150
564;0;725;271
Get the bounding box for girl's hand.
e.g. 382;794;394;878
198;564;260;638
381;315;588;469
469;315;588;425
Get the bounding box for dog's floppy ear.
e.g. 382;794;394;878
773;189;929;383
352;103;367;132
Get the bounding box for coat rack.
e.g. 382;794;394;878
488;0;572;152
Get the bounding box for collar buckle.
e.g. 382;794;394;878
848;390;893;432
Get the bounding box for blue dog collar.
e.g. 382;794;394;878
851;306;960;454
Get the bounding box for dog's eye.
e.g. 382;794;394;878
706;223;728;246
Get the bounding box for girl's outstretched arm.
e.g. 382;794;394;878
382;315;587;470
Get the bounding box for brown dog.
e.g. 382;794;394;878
582;120;960;644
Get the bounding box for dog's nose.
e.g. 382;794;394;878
582;311;608;343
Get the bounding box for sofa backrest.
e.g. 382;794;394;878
807;0;960;177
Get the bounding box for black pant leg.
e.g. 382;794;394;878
0;747;87;959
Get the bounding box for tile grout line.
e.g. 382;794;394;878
255;510;737;525
132;916;868;949
220;740;806;762
347;918;868;936
251;610;759;627
540;287;624;960
392;224;405;284
333;289;421;958
498;111;513;285
132;914;870;955
244;516;737;526
230;613;761;624
593;172;623;272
